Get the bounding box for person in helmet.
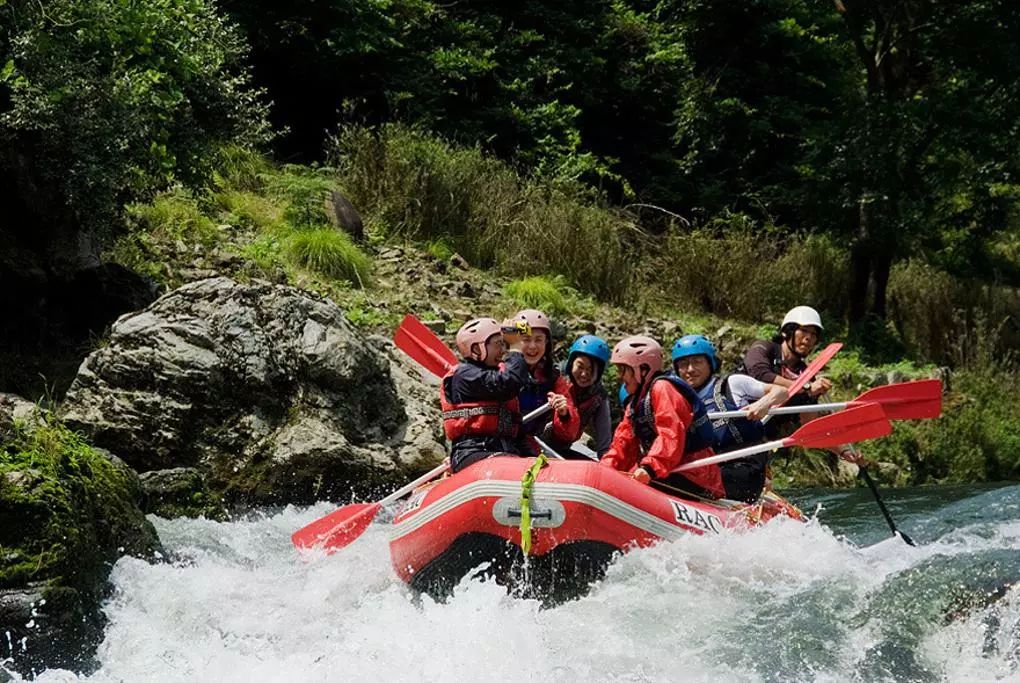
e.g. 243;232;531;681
737;308;863;469
671;334;788;501
507;308;578;446
738;305;832;401
600;336;726;499
544;334;613;459
440;317;535;472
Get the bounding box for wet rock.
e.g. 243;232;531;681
0;415;160;677
61;277;445;505
326;190;365;243
139;467;225;520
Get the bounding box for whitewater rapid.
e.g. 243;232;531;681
21;485;1020;682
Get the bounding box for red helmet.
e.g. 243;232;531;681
456;318;502;361
510;309;551;335
610;336;663;376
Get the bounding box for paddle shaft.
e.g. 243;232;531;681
674;437;787;471
379;404;551;503
760;342;842;426
711;402;850;420
858;462;917;546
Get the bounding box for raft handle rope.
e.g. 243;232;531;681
519;453;549;554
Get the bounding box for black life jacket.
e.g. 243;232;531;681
702;376;767;453
575;384;607;429
630;373;715;456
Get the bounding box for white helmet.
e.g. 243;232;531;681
781;306;823;333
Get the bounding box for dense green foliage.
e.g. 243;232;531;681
2;0;1019;486
220;0;1020;326
0;0;269;236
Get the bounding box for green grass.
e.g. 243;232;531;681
284;228;373;286
330;123;633;302
503;275;584;317
216;189;286;232
426;238;455;261
125;189;221;248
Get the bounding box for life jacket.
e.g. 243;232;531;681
702;376;766;452
574;384;607;429
630;373;715;456
440;367;522;442
518;368;556;417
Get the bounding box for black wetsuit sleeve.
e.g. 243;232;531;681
453;352;530;402
742;341;779;384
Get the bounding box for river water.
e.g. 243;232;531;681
22;482;1020;682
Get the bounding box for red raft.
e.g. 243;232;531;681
389;456;803;602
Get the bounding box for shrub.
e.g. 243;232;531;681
887;260;1020;364
0;0;270;239
503;276;572;317
126;191;220;248
329;124;634;301
653;217;849;324
269;165;338;229
283;228;372;286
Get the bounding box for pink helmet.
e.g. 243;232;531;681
610;336;663;375
510;308;551;335
456;318;502;361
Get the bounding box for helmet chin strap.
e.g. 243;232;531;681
783;334;807;360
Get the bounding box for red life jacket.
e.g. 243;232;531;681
440;366;522;442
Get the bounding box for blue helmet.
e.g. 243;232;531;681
567;334;610;384
618;384;630;405
670;334;719;372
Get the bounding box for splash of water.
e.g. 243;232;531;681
16;484;1020;682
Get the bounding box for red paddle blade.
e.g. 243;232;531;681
850;379;943;420
785;342;843;397
787;403;892;450
291;502;381;552
394;314;456;377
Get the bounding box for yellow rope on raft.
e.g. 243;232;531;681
519;454;549;555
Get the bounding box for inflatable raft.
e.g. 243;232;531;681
389;456;802;602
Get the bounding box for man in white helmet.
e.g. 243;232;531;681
738;305;832;400
738;306;862;467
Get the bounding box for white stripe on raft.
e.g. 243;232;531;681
389;480;733;542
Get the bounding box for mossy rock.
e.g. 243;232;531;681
139;467;227;520
0;416;161;675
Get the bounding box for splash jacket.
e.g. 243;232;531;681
602;373;724;498
441;352;535;472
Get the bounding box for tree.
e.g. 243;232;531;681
0;0;270;254
821;0;1020;322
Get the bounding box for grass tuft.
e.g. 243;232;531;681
283;228;373;287
503;275;574;317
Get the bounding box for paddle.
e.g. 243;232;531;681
393;314;457;377
675;403;892;471
858;464;917;546
711;379;942;421
291;401;557;552
291;461;450;551
761;342;842;425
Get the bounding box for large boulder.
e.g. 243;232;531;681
61;277;445;507
0;403;161;676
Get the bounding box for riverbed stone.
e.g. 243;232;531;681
0;414;160;676
61;277;445;506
